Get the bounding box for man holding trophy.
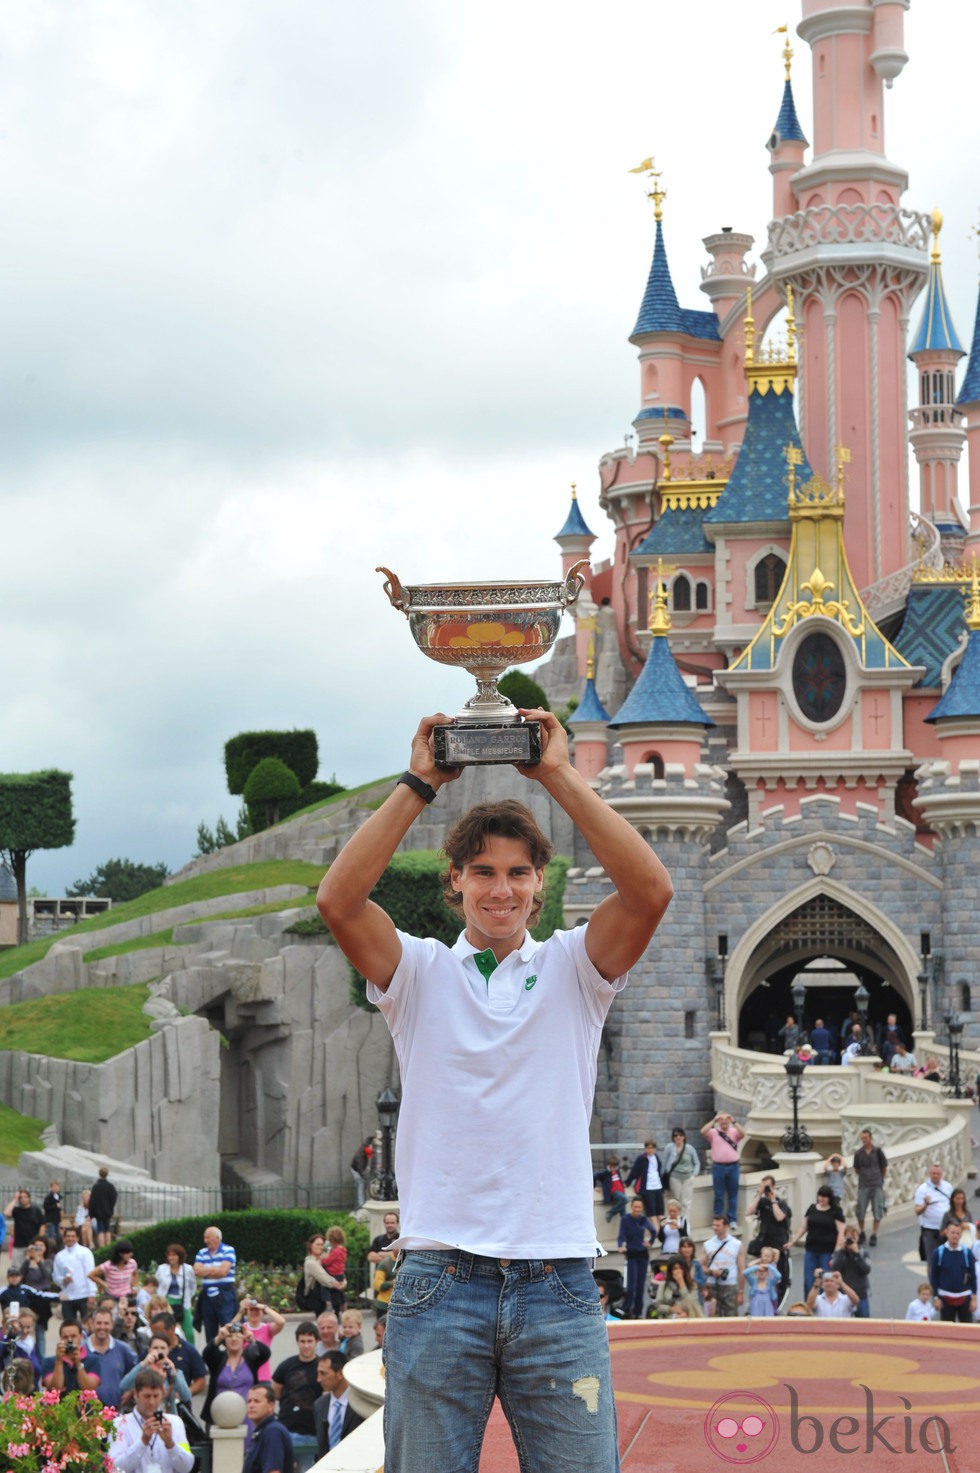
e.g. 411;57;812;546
318;681;672;1470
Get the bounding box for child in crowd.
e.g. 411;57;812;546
322;1226;347;1314
136;1273;157;1317
339;1307;364;1359
905;1282;938;1321
744;1247;781;1317
821;1154;847;1204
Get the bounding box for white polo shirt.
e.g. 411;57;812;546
368;925;626;1258
914;1178;953;1231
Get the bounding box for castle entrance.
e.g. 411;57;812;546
734;892;914;1058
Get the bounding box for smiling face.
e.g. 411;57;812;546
450;835;544;958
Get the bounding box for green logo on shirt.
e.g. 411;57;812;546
524;975;537;991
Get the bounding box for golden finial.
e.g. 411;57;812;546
570;481;578;500
744;286;755;365
931;208;943;265
628;157;665;220
965;556;980;631
658;406;674;482
785;443;803;501
586;632;597;681
649;559;674;636
785;283;797;363
835;444;852;498
774;24;792;80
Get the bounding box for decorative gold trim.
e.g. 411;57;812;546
660;482;726;510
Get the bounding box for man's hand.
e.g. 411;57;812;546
514;709;570;781
407;714;461;791
158;1418;175;1450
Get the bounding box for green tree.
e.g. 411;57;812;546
224;730;319;794
243;757;301;829
498;670;550;711
0;771;75;944
68;857;170;903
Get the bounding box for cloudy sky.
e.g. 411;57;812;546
1;0;976;893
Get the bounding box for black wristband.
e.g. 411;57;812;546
397;770;437;804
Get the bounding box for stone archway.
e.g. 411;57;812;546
725;878;921;1048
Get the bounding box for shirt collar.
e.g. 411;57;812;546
452;931;541;968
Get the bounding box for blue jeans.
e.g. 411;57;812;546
384;1250;619;1473
803;1249;833;1296
711;1161;740;1222
288;1432;318;1473
199;1284;238;1343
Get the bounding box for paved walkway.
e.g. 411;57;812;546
480;1317;979;1471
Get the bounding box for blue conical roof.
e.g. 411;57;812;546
956;285;980;406
570;676;610;725
910;258;964;357
770;78;808;146
555;493;594;541
704;381;810;525
631;220;721;343
925;627;980;722
609;636;713;728
632;504;712;556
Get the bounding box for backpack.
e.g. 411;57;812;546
295;1273;324;1314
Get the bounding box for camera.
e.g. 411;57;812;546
228;1321;243;1334
153;1409;165;1424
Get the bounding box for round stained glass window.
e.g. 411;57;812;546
792;631;846;723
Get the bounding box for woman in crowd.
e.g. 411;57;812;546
652;1256;703;1319
789;1186;846;1295
939;1188;976;1250
241;1296;286;1381
201;1317;270;1425
89;1239;139;1305
658;1200;690;1257
155;1243;197;1341
677;1236;707;1310
18;1240;55;1353
744;1247;781;1316
301;1233;345;1314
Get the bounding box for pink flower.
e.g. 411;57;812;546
79;1391;97;1403
42;1390;62;1405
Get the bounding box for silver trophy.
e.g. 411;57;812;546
377;561;588;766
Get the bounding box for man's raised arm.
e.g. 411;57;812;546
317;714;460;991
518;709;673;979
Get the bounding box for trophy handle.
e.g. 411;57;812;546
560;558;590;609
377;566;409;614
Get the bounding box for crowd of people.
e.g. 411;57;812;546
594;1127;979;1325
0;1190;390;1473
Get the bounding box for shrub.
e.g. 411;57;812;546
104;1209;370;1284
225;731;319;795
244;758;302;828
497;670;550;711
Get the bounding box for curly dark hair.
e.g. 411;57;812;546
441;800;553;922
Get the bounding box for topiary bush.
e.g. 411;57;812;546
225;731;320;795
497;670;550;711
243;758;302;829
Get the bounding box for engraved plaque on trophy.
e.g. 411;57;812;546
377;561;588;767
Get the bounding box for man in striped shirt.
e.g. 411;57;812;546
193;1226;237;1343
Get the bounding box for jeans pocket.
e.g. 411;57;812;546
388;1262;457;1318
544;1260;602;1316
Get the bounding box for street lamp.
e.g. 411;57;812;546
782;1055;812;1153
919;934;931;1032
791;978;807;1043
946;1013;964;1099
854;982;870;1041
376;1087;401;1201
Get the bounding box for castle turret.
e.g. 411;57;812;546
955;279;980;554
554;484;596;578
908;211;966;546
607;573;714;777
568;634;611;782
923;562;980;769
766;28;808;219
762;0;929;590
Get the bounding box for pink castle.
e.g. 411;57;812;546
543;0;980;1108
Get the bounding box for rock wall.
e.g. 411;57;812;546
0;1017;220;1186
